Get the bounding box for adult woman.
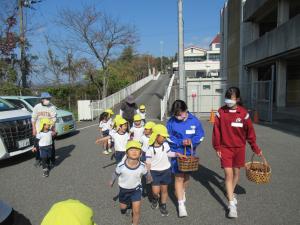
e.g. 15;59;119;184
167;100;205;217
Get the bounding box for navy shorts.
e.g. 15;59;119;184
102;130;109;137
150;168;172;186
119;185;142;204
39;146;52;159
115;151;125;164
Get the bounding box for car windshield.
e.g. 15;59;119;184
0;98;17;111
24;98;41;107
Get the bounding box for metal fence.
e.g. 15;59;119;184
160;74;175;121
77;74;155;121
163;80;273;122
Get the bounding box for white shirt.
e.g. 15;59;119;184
130;126;144;141
99;119;112;132
109;130;130;152
115;161;147;189
137;109;146;120
140;135;150;153
146;142;171;171
36;131;53;147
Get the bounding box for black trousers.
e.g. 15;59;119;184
34;137;56;163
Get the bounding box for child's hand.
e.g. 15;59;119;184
216;151;222;159
182;139;192;146
109;180;114;187
176;152;187;159
32;147;37;152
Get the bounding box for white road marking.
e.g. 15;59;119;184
77;123;98;130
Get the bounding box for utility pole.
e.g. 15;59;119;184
19;0;27;88
178;0;186;101
160;41;164;74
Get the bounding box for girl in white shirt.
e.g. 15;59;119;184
137;104;146;125
96;118;130;163
145;124;182;216
99;112;113;155
130;114;144;141
140;121;156;162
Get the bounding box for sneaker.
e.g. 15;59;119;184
103;150;109;155
151;198;159;209
178;204;188;217
228;204;238;218
43;169;49;177
34;160;41;168
108;148;112;153
159;204;169;217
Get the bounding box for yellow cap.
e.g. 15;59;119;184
41;199;97;225
39;118;52;131
126;140;142;152
105;108;114;115
113;114;122;124
148;124;169;146
133;114;142;121
139;104;146;110
144;121;156;129
116;118;127;128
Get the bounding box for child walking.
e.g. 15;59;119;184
140;121;156;162
33;118;54;177
137;104;146;125
130;114;144;141
146;124;183;217
96;118;130;164
99;112;113;155
110;140;147;225
212;87;263;218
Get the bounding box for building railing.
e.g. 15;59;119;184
78;74;155;121
160;74;175;121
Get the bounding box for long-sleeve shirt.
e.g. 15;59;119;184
31;103;57;132
167;112;205;156
212;106;261;154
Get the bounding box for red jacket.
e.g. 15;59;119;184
212;105;261;154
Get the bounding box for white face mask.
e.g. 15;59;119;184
42;99;50;106
224;98;236;108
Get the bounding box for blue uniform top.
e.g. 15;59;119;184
167;112;205;156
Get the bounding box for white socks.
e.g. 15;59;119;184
178;200;185;206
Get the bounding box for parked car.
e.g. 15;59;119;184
1;96;76;136
0;98;33;160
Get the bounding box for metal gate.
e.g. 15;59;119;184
251;80;273;122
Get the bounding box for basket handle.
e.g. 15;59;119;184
250;153;268;172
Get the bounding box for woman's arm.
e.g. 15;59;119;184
245;114;262;155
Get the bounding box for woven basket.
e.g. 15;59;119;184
177;144;199;172
245;154;271;184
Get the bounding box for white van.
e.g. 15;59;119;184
0;98;33;160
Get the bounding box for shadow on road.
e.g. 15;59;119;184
0;151;34;169
191;165;246;210
54;144;76;167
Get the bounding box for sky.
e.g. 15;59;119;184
26;0;225;58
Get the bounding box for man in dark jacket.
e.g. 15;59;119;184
120;95;137;127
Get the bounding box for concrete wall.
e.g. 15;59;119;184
226;0;241;84
244;14;300;65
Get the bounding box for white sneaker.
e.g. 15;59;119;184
228;204;238;218
108;148;112;153
178;204;188;217
103;150;109;155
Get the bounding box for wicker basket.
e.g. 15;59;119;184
177;144;199;172
245;154;271;184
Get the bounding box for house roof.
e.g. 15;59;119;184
210;34;221;45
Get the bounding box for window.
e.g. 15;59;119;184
184;56;206;62
203;85;211;90
5;99;31;112
25;98;40;107
0;98;17;111
208;54;220;61
215;43;221;49
215;88;223;94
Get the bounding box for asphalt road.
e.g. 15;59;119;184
1;74;300;225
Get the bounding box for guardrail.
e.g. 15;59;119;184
78;75;154;121
160;74;175;121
